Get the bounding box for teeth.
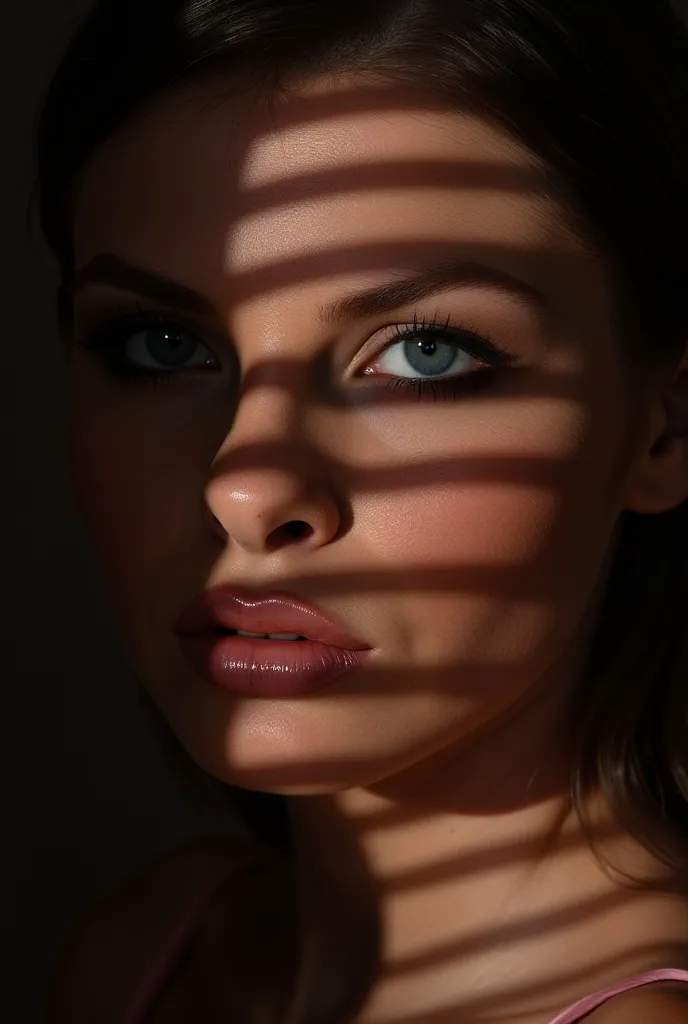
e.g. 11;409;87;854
236;630;303;641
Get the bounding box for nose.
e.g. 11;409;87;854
204;389;342;555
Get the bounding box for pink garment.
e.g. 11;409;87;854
124;858;688;1023
547;969;688;1022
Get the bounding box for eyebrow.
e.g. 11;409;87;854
66;252;549;325
67;254;217;316
319;258;549;327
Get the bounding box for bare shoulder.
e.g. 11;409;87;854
591;982;688;1023
44;835;266;1024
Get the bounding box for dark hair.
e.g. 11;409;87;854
38;0;688;986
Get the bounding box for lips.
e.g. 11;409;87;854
173;587;372;698
175;588;370;648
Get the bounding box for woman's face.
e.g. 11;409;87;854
67;79;647;796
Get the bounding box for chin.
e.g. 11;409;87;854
199;751;387;796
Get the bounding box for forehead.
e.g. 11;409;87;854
73;78;592;313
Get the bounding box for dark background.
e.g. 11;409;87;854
3;2;688;1020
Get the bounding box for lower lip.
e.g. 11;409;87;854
177;633;369;698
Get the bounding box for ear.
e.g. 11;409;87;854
623;343;688;514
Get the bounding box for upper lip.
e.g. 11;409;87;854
174;587;371;650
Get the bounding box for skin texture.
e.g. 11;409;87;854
65;78;688;1022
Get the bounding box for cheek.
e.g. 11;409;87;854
65;400;196;606
357;481;590;676
354;389;618;556
348;393;622;664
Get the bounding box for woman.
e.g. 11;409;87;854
39;0;688;1021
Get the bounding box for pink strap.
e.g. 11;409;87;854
123;849;272;1024
548;969;688;1023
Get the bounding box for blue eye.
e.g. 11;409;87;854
125;324;215;371
377;333;477;379
80;313;220;383
363;314;515;401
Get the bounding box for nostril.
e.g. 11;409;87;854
266;519;314;551
286;520;312;539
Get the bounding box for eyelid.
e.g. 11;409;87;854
72;300;224;350
78;311;223;365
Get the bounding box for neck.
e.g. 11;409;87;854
285;683;686;1023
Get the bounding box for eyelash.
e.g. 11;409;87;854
76;308;515;400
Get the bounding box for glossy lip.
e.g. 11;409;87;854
174;587;371;649
173;587;373;698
